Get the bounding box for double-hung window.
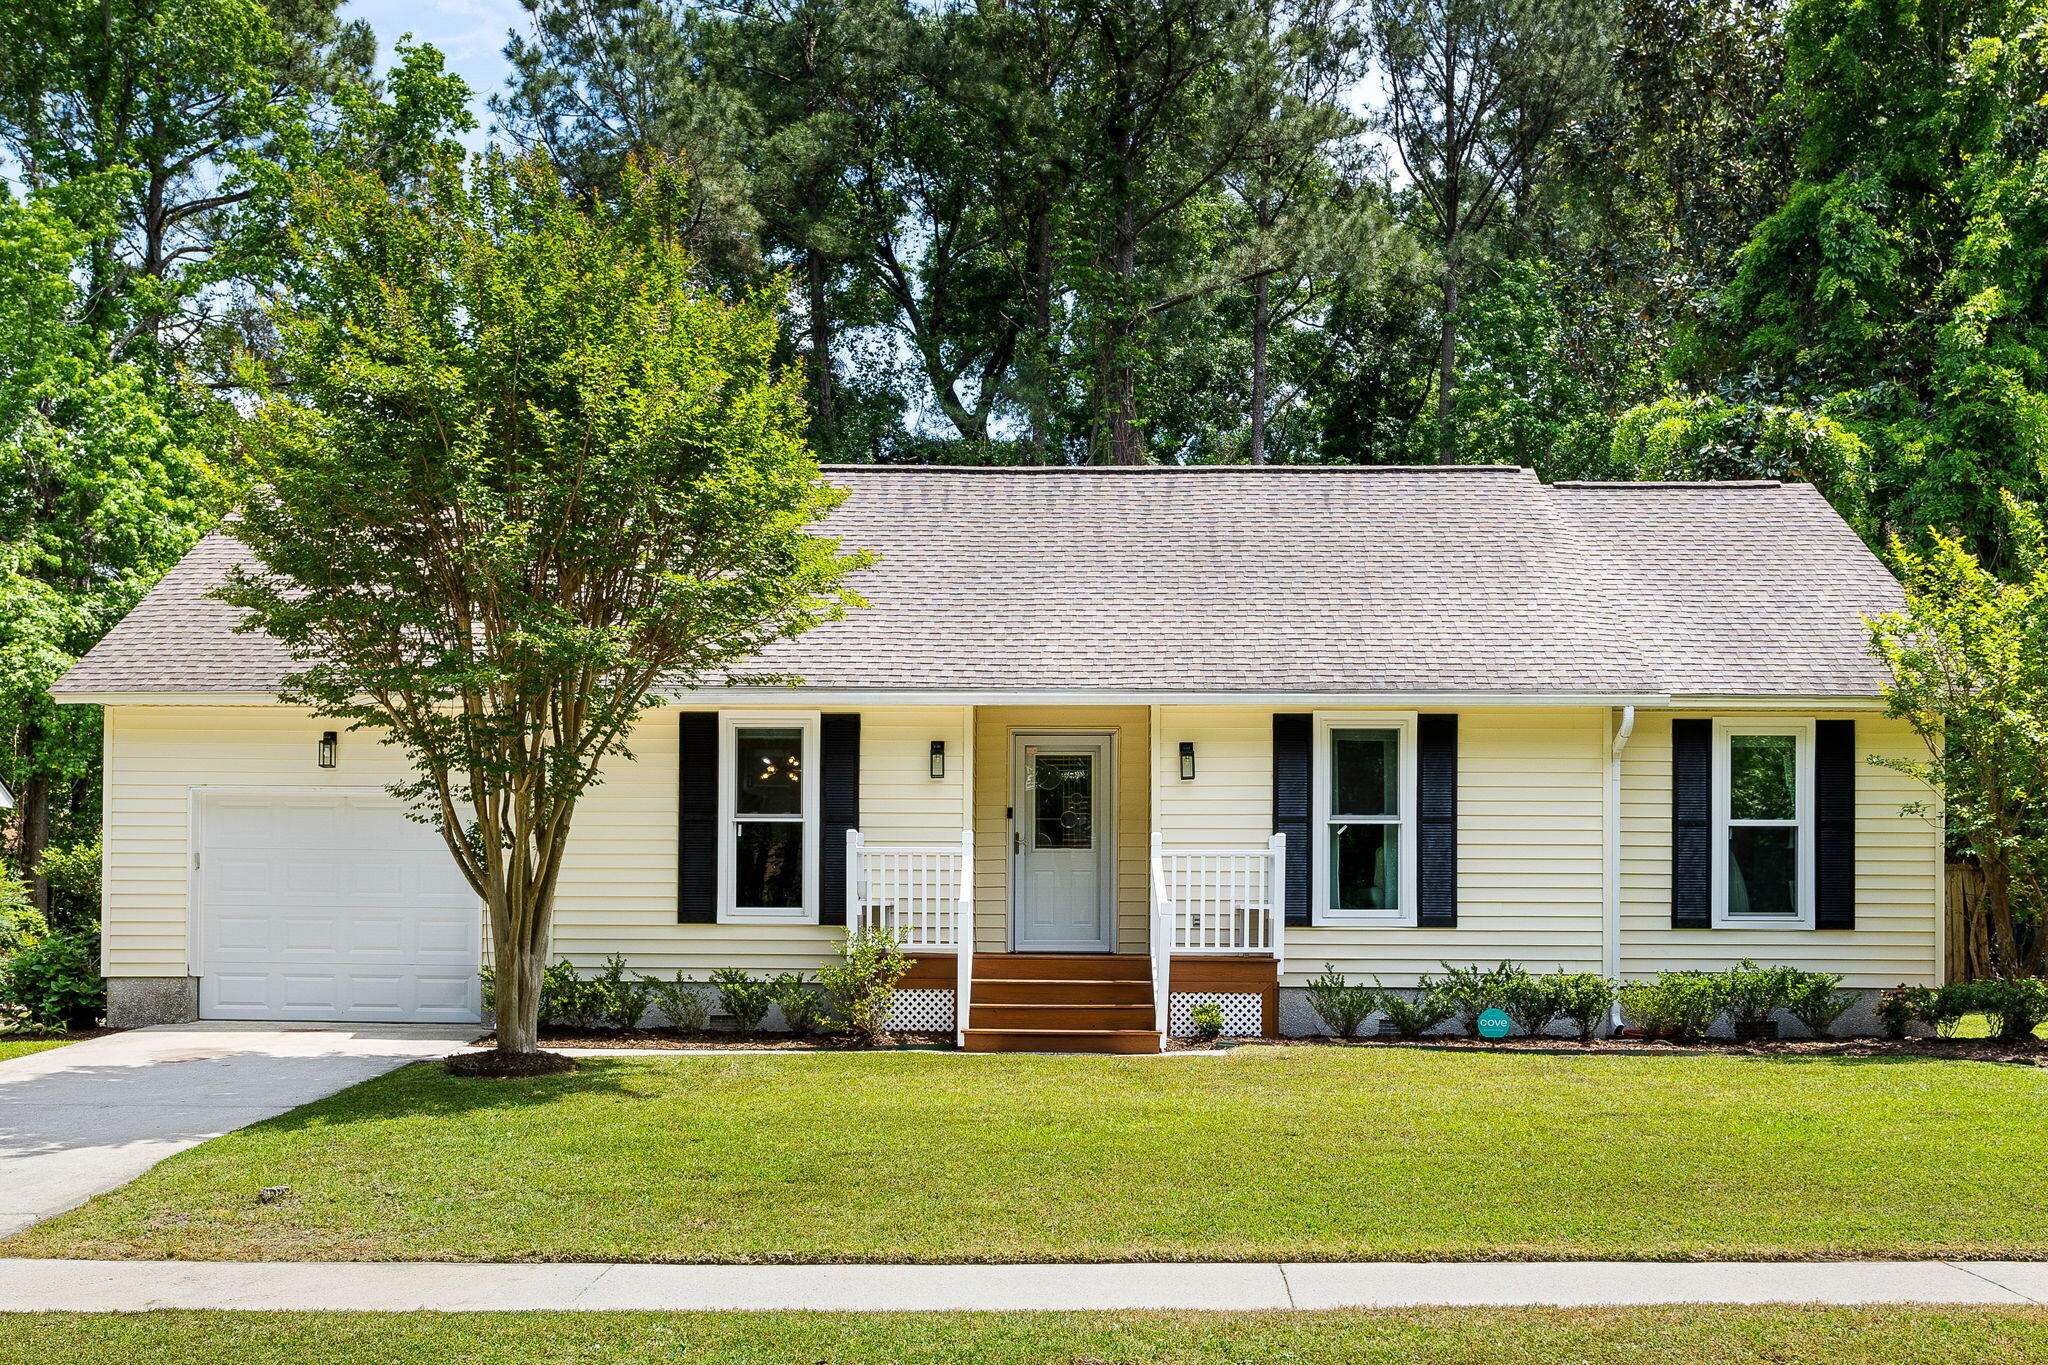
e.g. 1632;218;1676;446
719;714;820;923
1311;714;1417;926
1712;719;1814;928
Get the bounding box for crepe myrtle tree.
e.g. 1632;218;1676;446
218;149;864;1061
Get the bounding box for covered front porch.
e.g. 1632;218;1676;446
847;706;1283;1051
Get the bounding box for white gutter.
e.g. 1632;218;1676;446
1605;704;1637;1028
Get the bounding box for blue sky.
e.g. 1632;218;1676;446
347;0;525;149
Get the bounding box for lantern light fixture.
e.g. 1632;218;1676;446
929;740;946;779
317;730;338;769
1179;741;1196;780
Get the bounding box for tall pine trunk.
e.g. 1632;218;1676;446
1250;269;1271;465
1437;245;1458;465
806;248;835;453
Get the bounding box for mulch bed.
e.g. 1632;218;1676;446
1176;1033;2048;1067
466;1029;953;1052
444;1048;580;1077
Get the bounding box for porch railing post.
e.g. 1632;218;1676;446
1150;833;1171;1049
846;829;864;937
1267;832;1287;977
956;828;974;1048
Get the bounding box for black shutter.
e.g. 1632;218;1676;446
820;713;860;927
1417;713;1458;927
1273;713;1312;927
678;711;718;923
1671;718;1712;929
1815;719;1856;930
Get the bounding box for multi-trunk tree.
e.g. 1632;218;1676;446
219;151;862;1061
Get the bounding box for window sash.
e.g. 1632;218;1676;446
1311;714;1417;927
1711;720;1814;929
719;714;820;924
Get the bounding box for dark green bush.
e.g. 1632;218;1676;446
1499;972;1566;1038
542;958;606;1030
771;970;825;1036
0;929;104;1032
1618;971;1724;1042
1374;976;1456;1039
593;953;654;1030
1785;971;1858;1038
1551;972;1616;1041
1721;959;1800;1034
819;929;911;1041
1954;976;2048;1042
711;966;777;1034
35;839;101;934
1876;985;1919;1039
0;866;47;957
1435;961;1527;1035
643;971;712;1032
1304;965;1379;1039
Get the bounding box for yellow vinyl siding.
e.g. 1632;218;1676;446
1153;706;1609;987
1619;712;1940;986
972;706;1150;954
100;703;971;980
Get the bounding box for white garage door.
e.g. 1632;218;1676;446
198;793;482;1023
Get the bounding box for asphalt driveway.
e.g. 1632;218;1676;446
0;1022;474;1239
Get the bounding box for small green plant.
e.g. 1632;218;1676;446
710;967;776;1033
1304;965;1379;1039
1188;1001;1225;1041
1373;976;1455;1039
1907;983;1969;1037
35;839;101;934
1785;971;1857;1038
1957;976;2048;1042
541;958;606;1030
593;953;654;1030
1500;972;1566;1039
818;929;912;1042
1436;961;1528;1035
1721;960;1799;1039
1876;985;1919;1039
0;929;104;1032
1618;971;1723;1042
1551;973;1616;1042
0;867;47;957
643;972;712;1032
771;971;825;1036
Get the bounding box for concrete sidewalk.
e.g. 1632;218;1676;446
1;1258;2044;1312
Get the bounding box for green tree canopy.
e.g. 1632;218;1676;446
219;150;863;1056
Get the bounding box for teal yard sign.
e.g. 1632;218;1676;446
1476;1008;1512;1040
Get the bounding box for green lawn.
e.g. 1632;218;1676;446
0;1037;71;1063
10;1046;2047;1263
5;1309;2048;1365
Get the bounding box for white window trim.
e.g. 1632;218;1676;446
718;711;822;925
1311;711;1418;928
1711;717;1815;929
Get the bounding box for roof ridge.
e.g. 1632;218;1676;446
817;462;1535;475
1552;479;1784;490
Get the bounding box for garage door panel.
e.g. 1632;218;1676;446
199;794;481;1024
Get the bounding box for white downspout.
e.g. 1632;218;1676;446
1606;705;1636;1030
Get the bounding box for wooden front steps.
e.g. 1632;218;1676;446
963;953;1161;1053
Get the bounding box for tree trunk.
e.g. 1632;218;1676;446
1250;267;1271;466
16;722;50;916
806;248;835;453
1103;181;1141;466
493;938;544;1054
1437;246;1458;465
1025;207;1056;463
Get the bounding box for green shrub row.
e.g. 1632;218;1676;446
1304;963;1617;1042
1880;978;2048;1042
1306;959;1880;1044
480;930;913;1041
0;862;103;1034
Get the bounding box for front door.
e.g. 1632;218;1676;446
1011;734;1114;952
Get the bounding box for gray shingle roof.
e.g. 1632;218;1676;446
55;465;1903;700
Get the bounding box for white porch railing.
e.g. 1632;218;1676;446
1150;833;1286;1046
847;829;974;1047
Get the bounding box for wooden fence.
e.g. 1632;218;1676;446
1945;861;1995;983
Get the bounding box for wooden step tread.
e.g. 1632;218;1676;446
962;1027;1163;1054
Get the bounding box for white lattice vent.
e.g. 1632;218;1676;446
1169;991;1263;1038
887;988;955;1033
